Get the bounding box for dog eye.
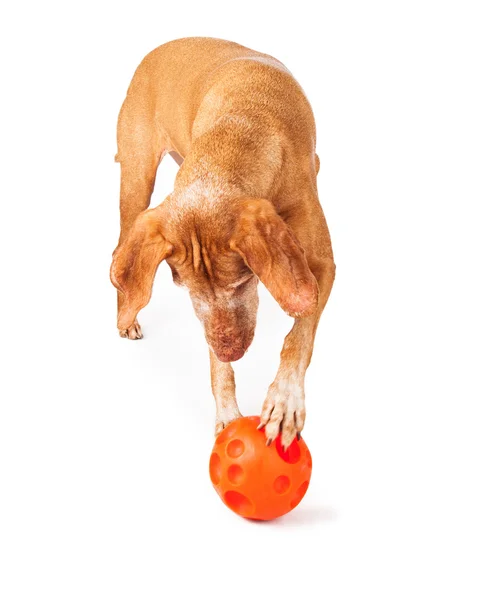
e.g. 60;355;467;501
229;274;253;290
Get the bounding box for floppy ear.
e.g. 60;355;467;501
230;199;318;317
110;207;173;330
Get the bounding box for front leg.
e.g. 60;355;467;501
117;292;143;339
209;350;242;436
260;260;335;448
259;312;317;448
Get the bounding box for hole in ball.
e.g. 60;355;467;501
227;464;244;485
273;475;291;494
224;491;254;517
226;439;245;458
209;453;221;485
290;481;310;509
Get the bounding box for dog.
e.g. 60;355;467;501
110;37;335;449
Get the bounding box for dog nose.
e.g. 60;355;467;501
215;346;246;363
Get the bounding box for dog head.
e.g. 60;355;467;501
110;198;318;362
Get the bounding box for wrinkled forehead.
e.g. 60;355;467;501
209;253;252;286
171;246;251;288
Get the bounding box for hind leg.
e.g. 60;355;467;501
114;96;168;339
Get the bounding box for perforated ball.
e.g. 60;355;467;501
209;416;312;520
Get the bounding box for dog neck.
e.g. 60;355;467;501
173;115;284;211
162;116;285;268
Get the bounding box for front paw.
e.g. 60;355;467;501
215;406;243;436
119;319;143;340
259;379;306;449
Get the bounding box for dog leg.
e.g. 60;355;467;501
115;155;165;339
259;259;336;448
209;350;242;436
114;91;169;339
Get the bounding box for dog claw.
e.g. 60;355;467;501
119;319;143;340
266;438;272;446
260;379;305;450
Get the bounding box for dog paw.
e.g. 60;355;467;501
258;378;305;449
119;319;143;340
215;406;242;436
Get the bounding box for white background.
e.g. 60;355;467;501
1;1;478;598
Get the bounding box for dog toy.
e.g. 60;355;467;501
209;416;312;520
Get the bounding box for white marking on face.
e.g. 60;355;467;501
195;299;211;316
225;295;241;309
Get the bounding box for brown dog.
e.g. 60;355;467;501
110;37;335;448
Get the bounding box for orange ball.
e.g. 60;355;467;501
209;416;312;520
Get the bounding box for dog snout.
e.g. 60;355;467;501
211;332;245;362
198;302;257;363
215;345;246;363
210;328;254;363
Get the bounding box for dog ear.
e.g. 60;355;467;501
230;199;318;317
110;207;173;330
